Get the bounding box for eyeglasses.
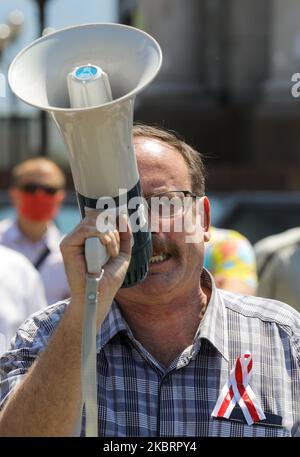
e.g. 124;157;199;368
144;190;199;219
18;183;61;195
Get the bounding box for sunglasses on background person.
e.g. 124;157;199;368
17;183;62;195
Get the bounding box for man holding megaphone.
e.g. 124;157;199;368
1;124;300;437
0;24;299;437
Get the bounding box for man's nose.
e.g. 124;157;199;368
148;213;173;235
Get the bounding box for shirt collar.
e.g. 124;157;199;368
96;300;131;352
195;269;229;362
1;218;22;244
96;268;229;363
43;222;63;250
3;218;61;250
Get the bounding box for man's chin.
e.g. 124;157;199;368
116;257;181;301
139;261;180;293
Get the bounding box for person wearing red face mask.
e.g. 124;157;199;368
0;157;70;304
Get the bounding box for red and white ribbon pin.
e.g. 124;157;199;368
212;352;266;425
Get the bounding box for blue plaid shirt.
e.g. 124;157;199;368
1;270;300;437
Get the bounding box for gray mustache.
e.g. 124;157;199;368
151;235;180;259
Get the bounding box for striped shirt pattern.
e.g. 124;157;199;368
0;270;300;437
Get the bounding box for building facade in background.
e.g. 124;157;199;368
1;0;300;192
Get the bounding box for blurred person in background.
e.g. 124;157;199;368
0;245;47;356
0;157;70;304
204;226;257;295
255;227;300;313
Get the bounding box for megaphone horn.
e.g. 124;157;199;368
9;23;162;287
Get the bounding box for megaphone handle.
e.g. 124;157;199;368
85;237;110;274
79;237;108;437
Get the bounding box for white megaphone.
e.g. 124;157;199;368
9;23;162;287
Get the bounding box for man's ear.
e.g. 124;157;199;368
9;186;21;207
202;196;211;242
55;189;66;205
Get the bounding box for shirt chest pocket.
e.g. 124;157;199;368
214;413;291;438
212;418;290;437
243;422;290;437
212;406;290;437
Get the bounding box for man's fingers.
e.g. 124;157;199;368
118;213;132;257
62;212;132;261
100;230;119;257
